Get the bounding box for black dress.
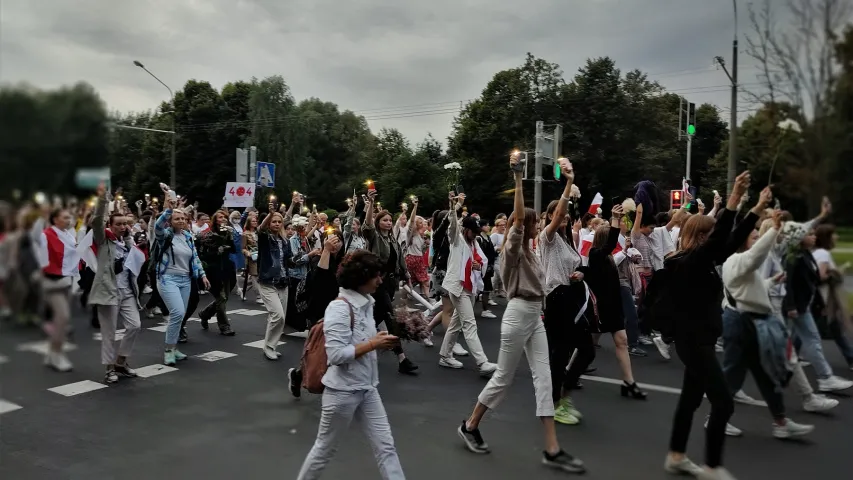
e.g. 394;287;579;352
583;226;625;333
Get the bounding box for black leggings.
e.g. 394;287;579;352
371;274;404;356
669;341;734;468
544;284;596;403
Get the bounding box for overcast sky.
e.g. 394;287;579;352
1;0;768;146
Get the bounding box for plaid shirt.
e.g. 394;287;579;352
153;209;205;279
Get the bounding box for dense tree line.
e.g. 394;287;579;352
4;1;853;223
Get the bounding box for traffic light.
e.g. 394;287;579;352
679;98;697;138
687;102;696;136
670;190;683;209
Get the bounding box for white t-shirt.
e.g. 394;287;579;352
490;232;505;260
812;248;836;269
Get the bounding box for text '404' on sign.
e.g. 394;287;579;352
224;182;255;208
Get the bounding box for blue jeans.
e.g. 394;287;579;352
619;285;640;347
791;311;833;378
721;308;785;419
158;274;191;346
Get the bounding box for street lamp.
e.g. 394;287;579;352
713;1;739;196
133;60;177;188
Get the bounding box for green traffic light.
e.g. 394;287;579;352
553;161;561;180
687;124;696;135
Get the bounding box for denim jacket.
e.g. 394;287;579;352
257;228;293;286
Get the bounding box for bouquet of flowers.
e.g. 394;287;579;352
443;162;462;192
394;307;431;342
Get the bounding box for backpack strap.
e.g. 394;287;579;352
335;296;355;330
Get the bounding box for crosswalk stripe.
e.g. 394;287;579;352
48;380;108;397
0;399;23;414
242;340;285;349
195;351;238;362
134;364;179;378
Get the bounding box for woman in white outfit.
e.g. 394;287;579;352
438;191;496;377
456;156;585;474
297;250;406;480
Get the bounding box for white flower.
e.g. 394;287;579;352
570;184;581;198
777;118;802;134
443;162;462;170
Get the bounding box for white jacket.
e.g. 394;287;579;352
441;213;487;298
722;227;780;315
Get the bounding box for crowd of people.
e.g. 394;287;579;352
1;155;852;480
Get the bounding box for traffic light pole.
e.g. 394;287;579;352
686;133;693;180
534;121;544;214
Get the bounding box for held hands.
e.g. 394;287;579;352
370;331;399;350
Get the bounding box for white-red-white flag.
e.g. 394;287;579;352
587;192;603;215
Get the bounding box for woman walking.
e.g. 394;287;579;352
457;156;585;474
297;250;406;479
197;209;236;336
255;204;293;361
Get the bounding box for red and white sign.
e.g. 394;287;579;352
224;182;254;208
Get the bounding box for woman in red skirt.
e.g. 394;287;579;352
404;196;430;298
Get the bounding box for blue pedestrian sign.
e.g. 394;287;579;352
257;162;275;188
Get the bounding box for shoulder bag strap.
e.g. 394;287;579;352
335;296;355;330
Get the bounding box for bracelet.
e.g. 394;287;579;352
560;195;572;202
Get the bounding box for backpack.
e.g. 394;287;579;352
300;297;355;394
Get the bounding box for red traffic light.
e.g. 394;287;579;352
670;190;683;209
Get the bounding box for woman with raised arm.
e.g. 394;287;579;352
153;190;209;367
362;189;418;375
457;154;585;474
253;202;294;360
661;171;754;480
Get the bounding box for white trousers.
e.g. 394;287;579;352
440;291;489;365
297;387;405;480
477;297;554;417
258;283;288;351
97;288;141;365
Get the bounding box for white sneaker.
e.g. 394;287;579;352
488;299;498;306
422;334;434;347
153;307;162;315
44;351;73;372
772;419;814;439
803;394;839;412
143;285;153;294
652;336;671;360
817;375;853;392
698;467;738;480
663;456;704;476
147;309;155;319
256;297;264;305
262;347;279;361
480;310;497;319
478;362;498;377
733;390;768;407
800;360;811;367
453;343;469;356
439;357;463;369
704;416;743;437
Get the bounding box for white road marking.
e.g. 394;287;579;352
17;341;77;355
234;309;266;316
48;380;108;397
285;331;309;339
580;375;683;395
134;364;179;378
195;351;238;362
0;399;23;414
0;354;8;365
147;325;168;332
242;340;285;349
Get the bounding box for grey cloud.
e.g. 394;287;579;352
1;0;754;145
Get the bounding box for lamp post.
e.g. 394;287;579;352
727;1;738;195
133;60;176;188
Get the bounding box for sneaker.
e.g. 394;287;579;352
263;347;279;361
542;450;585;474
715;343;724;353
697;467;738;480
488;299;498;306
398;357;418;375
164;349;177;367
817;375;853;392
800;360;811;367
457;421;489;454
638;335;654;346
173;350;188;361
803;394;839;412
220;326;236;336
104;369;119;384
704;416;743;437
478;362;497;377
146;309;155;319
439;357;464;369
44;351;73;372
664;456;704;476
178;328;188;344
114;363;138;377
452;343;469;356
287;368;302;399
480;310;497;319
554;399;580;425
628;346;647;357
422;334;434;347
653;336;671;360
733;390;768;407
256;297;264;305
772;419;814;439
153;307;162;315
143;285;153;294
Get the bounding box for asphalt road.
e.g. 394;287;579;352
1;291;852;479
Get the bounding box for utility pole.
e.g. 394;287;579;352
715;0;739;195
678;98;696;180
